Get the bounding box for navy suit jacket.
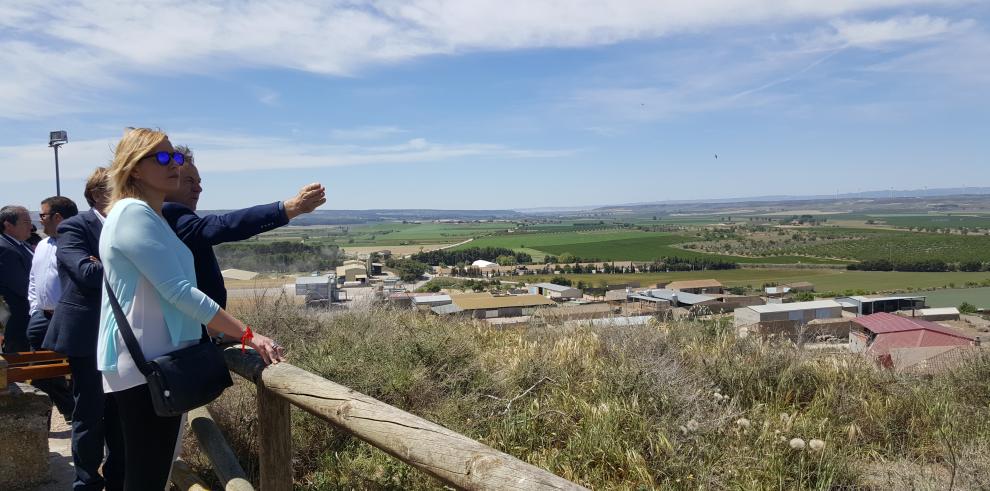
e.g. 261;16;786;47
44;210;104;357
162;202;288;309
0;234;32;350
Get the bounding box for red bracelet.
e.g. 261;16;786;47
240;325;254;354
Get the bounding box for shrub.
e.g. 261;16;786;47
195;297;990;489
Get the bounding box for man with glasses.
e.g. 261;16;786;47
44;168;125;491
0;204;35;352
26;196;78;421
163;145;326;309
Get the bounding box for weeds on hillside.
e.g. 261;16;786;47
191;295;990;489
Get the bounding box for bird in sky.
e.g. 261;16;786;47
714;154;718;159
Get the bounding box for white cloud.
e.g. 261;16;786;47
329;126;407;140
800;15;969;51
0;131;575;182
0;0;978;119
559;11;987;123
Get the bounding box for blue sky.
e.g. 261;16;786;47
1;1;988;210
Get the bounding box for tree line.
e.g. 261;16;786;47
847;259;990;272
215;241;342;273
412;247;532;266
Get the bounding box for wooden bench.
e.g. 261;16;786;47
0;351;71;387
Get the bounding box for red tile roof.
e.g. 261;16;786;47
852;312;972;339
854;313;974;360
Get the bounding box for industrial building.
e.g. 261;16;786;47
663;279;724;295
836;295;926;316
336;262;368;285
529;283;582;301
432;294;555;319
295;274;338;303
734;300;844;328
221;268;259;281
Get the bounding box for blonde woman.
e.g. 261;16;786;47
98;128;284;490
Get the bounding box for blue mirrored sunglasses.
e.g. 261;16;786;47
143;151;185;166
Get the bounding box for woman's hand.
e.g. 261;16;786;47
249;332;286;365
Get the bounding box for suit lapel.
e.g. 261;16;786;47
1;235;31;271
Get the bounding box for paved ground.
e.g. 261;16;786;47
25;415;74;490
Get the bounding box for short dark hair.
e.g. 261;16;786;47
41;196;78;220
83;167;110;208
0;205;27;228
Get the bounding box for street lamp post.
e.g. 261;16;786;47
49;130;68;196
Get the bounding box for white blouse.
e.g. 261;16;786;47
102;276;200;393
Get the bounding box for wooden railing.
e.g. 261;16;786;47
0;351;70;387
190;346;587;491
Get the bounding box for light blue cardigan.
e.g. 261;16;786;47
97;198;220;372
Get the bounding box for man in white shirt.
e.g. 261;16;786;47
26;195;78;420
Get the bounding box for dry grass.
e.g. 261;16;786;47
187;296;990;490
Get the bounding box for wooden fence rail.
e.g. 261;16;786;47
221;346;587;491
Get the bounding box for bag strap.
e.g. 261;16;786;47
104;277;154;377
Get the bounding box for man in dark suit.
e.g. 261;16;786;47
162;147;325;308
1;205;35;353
43;168;124;491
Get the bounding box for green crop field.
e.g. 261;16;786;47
867;214;990;230
461;230;845;264
505;269;990;295
923;287;990;308
788;231;990;263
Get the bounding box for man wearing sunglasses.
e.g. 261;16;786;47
26;196;78;421
163;145;326;309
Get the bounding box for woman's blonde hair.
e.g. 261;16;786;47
108;128;169;210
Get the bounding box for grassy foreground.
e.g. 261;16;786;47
190;294;990;489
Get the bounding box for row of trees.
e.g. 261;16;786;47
215;241;341;273
847;259;990;272
384;258;431;282
412;247;532;266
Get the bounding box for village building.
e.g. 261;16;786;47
850;313;976;369
900;307;961;322
529;282;583;301
221;268;259;281
639;289;718;308
734;300;844;328
411;294;453;310
836;295;926;316
662;279;724;295
734;299;848;340
336;259;369;286
432;294;555;319
295;274;338;303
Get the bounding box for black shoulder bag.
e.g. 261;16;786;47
105;278;232;417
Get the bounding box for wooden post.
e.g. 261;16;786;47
257;384;292;491
0;358;7;394
188;406;255;491
223;347;585;491
170;460;212;491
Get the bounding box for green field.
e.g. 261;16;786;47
923;287;990;309
868;214;990;230
460;230;844;264
257;222;513;247
789;231;990;263
503;269;990;294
